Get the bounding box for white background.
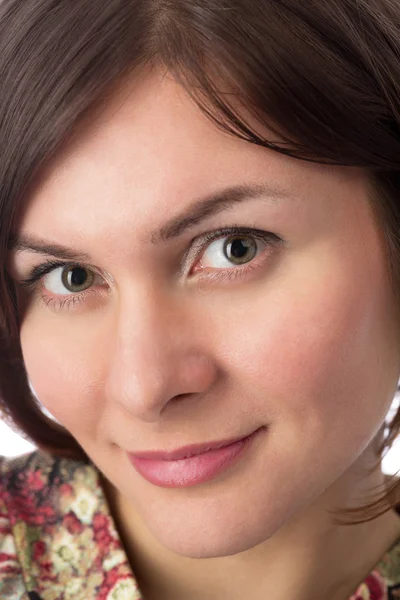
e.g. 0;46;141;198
1;398;400;475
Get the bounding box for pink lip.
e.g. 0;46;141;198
127;428;264;488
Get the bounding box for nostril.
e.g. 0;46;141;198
173;393;195;402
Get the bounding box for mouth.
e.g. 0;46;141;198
126;427;265;488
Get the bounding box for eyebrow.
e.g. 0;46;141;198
8;182;292;261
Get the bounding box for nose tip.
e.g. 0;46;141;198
106;345;218;423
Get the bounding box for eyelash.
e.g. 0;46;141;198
18;226;282;312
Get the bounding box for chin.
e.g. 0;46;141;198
145;510;283;559
159;532;266;560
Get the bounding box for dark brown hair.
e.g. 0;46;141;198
0;0;400;524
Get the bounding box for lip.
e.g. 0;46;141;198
127;427;264;488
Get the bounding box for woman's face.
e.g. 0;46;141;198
9;67;400;558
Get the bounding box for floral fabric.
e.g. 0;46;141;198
0;450;400;600
0;451;141;600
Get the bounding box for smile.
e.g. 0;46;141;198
126;427;265;488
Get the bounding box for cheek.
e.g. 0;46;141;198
213;244;399;440
20;315;103;433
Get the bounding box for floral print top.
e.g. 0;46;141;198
1;451;400;600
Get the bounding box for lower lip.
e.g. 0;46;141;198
127;429;262;488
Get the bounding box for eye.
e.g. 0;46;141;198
198;234;263;270
43;265;99;295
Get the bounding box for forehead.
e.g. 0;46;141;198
15;65;366;247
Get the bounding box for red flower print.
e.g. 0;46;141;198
32;541;46;561
26;471;45;492
93;513;115;553
63;511;84;534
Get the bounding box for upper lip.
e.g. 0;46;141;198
127;429;260;461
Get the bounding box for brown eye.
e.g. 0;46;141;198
198;233;265;271
223;236;258;265
61;266;94;293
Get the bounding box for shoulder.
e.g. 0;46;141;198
0;451;140;599
0;448;82;482
0;450;78;519
0;449;98;525
0;491;26;598
0;451;50;598
0;450;97;599
0;449;56;483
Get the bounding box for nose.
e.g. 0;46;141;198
104;284;218;423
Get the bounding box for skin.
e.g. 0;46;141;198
8;65;400;599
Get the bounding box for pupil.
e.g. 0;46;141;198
230;239;249;259
224;236;257;265
62;266;94;292
70;268;87;287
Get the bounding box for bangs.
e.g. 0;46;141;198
147;0;400;170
